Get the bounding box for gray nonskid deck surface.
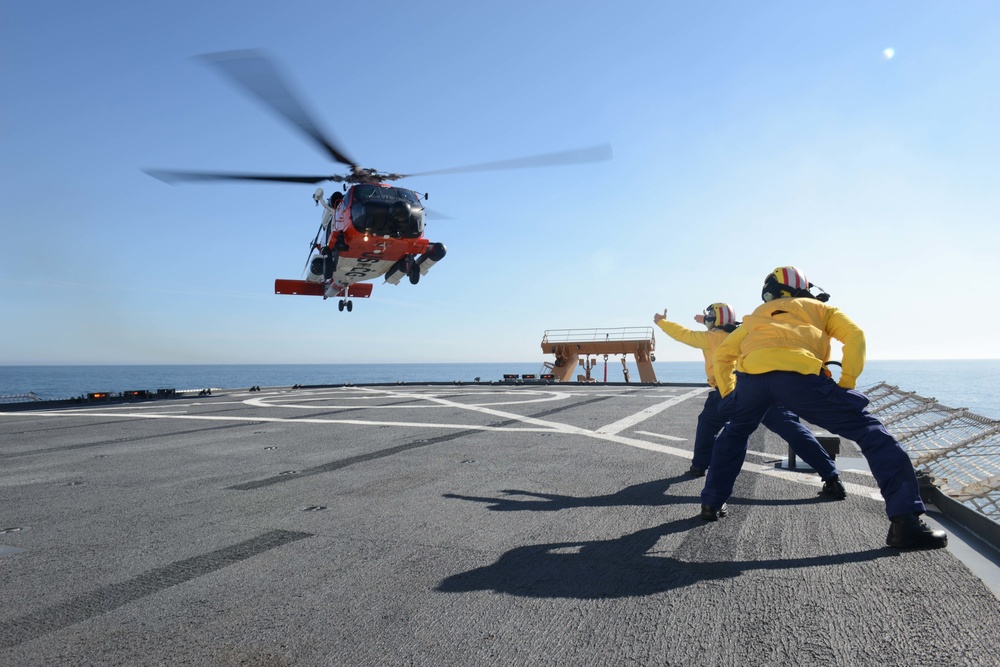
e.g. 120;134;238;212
1;384;998;666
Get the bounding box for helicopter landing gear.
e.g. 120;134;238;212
406;256;420;285
338;299;353;312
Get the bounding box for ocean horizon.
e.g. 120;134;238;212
2;360;998;420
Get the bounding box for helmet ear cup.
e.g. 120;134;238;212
702;304;716;328
762;275;780;302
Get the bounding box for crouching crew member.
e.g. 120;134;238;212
654;304;846;500
700;267;947;550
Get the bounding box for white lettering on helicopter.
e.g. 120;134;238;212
342;252;392;280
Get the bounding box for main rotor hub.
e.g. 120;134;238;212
345;167;405;184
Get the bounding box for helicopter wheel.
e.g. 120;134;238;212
408;264;420;285
346;300;353;312
338;299;345;312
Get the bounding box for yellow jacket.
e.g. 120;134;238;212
713;297;866;396
656;319;731;388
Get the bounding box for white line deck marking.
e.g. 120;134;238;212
635;431;687;442
596;388;709;435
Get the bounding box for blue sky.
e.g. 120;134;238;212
3;1;998;365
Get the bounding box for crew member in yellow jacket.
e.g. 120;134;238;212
653;304;845;500
702;266;947;550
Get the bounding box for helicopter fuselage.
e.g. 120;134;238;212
275;183;446;307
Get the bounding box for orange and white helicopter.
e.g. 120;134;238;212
146;50;611;312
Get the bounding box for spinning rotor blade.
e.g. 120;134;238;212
198;49;357;169
422;207;452;220
143;169;337;185
405;143;612;178
301;248;316;277
147;53;612;189
301;226;322;277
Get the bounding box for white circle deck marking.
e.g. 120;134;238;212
243;388;571;410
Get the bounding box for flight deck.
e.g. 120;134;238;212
2;383;999;666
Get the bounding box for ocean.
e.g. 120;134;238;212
1;360;998;420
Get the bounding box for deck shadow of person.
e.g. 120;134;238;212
443;474;695;511
443;474;833;513
436;517;894;599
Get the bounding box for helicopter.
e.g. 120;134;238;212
145;50;612;312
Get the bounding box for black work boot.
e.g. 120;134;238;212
700;503;728;521
688;466;706;478
885;513;948;550
821;476;847;500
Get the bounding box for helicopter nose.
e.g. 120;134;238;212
388;201;410;224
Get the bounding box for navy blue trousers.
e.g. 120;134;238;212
693;389;839;480
702;371;924;518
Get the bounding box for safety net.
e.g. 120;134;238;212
864;382;1000;522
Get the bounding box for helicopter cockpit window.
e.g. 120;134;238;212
350;185;425;239
352;185;422;207
393;188;421;206
351;184;379;201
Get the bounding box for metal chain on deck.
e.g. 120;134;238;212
864;381;1000;522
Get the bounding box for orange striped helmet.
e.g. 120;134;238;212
704;303;738;331
762;266;811;302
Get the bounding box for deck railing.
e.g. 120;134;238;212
541;327;654;344
0;393;43;403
